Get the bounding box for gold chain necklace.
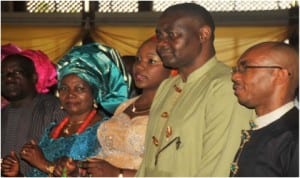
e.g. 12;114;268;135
63;120;85;134
131;101;150;114
52;109;97;138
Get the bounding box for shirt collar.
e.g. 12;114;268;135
180;56;218;83
252;101;295;130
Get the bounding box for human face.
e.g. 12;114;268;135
58;74;94;115
231;53;279;109
1;58;36;102
156;14;202;69
133;40;170;91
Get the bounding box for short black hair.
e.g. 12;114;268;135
162;3;215;39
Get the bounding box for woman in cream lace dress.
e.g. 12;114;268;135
80;36;174;177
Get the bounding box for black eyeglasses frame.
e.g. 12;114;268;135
231;65;290;75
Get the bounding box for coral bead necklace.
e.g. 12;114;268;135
51;109;97;139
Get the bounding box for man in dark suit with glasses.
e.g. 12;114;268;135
230;41;299;177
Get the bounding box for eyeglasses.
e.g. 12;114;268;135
154;136;181;166
231;65;288;74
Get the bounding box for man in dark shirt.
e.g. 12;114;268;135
1;51;65;176
230;41;299;177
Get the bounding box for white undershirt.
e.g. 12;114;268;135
253;101;296;130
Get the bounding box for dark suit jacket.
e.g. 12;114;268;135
232;107;299;177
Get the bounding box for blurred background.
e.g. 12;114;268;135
1;0;299;66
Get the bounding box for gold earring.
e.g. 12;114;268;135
93;100;98;109
60;105;64;110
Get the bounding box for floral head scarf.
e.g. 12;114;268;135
57;43;129;114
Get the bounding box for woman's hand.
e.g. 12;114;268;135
53;156;77;177
1;151;20;177
20;140;48;171
81;158;119;177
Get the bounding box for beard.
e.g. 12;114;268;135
2;90;28;102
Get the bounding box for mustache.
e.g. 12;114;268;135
232;81;241;89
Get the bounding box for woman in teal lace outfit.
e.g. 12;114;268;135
27;116;104;177
1;43;128;177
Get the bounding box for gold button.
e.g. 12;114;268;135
161;112;169;118
166;126;172;138
152;136;159;146
174;84;182;93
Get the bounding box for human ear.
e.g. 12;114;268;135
32;73;38;84
199;25;212;42
274;68;290;85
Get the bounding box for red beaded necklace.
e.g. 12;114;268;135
51;109;97;139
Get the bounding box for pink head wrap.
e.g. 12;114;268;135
18;50;58;93
1;43;22;60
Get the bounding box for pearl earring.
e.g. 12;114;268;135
55;90;60;98
93;100;98;109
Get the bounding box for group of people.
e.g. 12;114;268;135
1;2;298;177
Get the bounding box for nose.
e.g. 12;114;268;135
135;60;146;70
67;88;79;98
231;69;240;83
157;36;170;49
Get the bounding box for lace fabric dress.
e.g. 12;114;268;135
96;96;148;170
27;117;106;177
